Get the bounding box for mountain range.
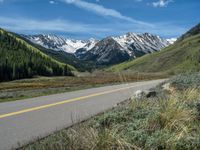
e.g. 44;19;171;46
23;34;98;54
1;22;200;82
24;33;175;65
109;23;200;74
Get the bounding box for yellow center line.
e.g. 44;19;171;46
0;85;137;119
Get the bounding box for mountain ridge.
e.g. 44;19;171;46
24;33;173;55
23;34;98;54
24;32;174;66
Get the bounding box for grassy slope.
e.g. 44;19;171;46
108;34;200;74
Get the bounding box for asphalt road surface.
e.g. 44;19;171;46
0;79;165;150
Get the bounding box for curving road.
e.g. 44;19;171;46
0;79;165;150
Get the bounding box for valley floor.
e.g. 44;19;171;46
0;72;167;103
21;72;200;150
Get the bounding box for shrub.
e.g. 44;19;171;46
170;72;200;89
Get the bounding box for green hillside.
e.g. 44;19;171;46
30;48;95;72
109;24;200;74
0;29;75;82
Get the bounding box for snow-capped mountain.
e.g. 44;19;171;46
24;32;173;66
80;37;130;65
166;38;177;44
80;33;171;65
113;33;170;56
23;34;98;54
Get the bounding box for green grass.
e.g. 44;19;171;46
21;72;200;150
108;34;200;75
0;72;168;103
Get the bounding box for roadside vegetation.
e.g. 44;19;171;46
22;72;200;150
169;72;200;90
0;72;167;103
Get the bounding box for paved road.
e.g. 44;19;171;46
0;79;165;150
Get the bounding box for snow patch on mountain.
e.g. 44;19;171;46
24;34;97;53
113;32;170;56
24;33;173;61
166;38;177;44
82;38;98;50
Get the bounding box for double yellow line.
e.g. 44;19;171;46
0;85;136;119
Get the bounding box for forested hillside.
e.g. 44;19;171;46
0;29;74;82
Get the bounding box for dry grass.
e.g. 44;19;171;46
0;72;167;90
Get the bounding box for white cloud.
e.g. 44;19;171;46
49;1;55;4
0;17;186;38
0;17;109;35
152;0;173;7
104;21;186;38
62;0;153;27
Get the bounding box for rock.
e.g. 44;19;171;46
162;83;170;90
131;90;146;100
146;91;157;98
131;90;157;100
162;83;175;93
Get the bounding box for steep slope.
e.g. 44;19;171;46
20;37;96;71
0;29;74;82
33;49;95;72
113;32;169;55
24;33;171;66
80;37;130;66
75;39;98;58
179;23;200;40
79;33;170;66
109;23;200;74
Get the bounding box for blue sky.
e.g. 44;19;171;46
0;0;199;39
